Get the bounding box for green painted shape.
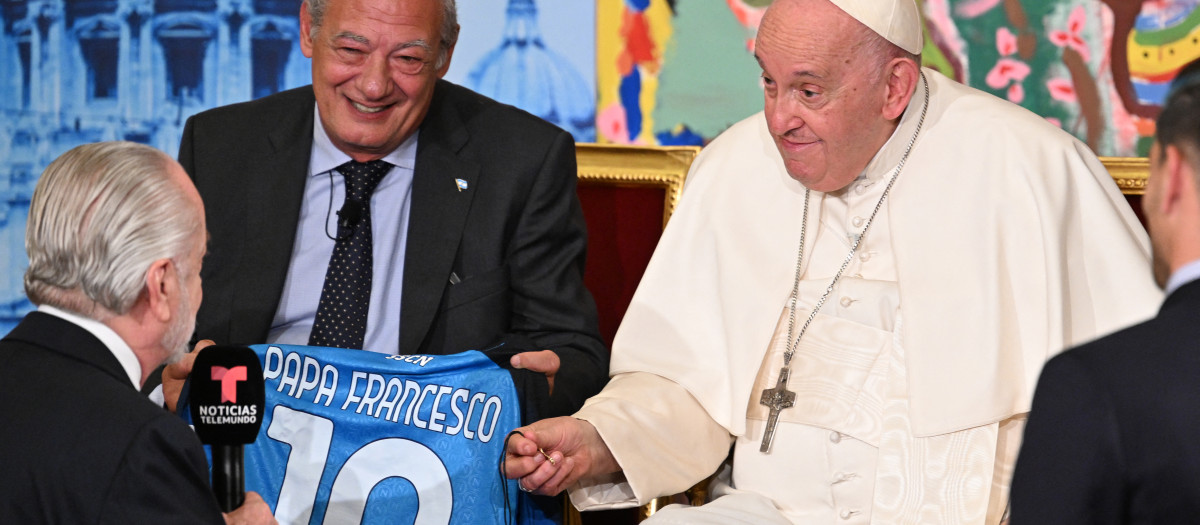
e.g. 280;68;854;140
655;2;767;140
1133;6;1200;46
743;0;773;7
949;0;1079;144
1137;136;1156;157
921;32;955;79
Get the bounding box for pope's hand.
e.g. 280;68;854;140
510;350;561;396
163;340;214;413
503;417;620;496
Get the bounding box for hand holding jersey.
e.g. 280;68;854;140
504;418;617;496
509;349;561;396
165;340;211;413
223;493;275;525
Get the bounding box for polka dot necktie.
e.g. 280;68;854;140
308;160;392;349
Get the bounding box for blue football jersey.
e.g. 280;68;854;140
238;344;522;525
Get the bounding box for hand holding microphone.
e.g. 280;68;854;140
188;346;266;513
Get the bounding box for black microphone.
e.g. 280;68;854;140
337;199;363;230
188;346;265;513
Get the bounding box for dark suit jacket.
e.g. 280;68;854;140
177;80;607;418
1010;279;1200;524
0;312;224;524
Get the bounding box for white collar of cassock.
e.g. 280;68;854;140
37;304;141;388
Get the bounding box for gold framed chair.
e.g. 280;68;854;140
1101;156;1150;226
574;144;699;348
576;144;699;228
1102;156;1150;195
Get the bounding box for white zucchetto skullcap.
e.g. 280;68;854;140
827;0;924;55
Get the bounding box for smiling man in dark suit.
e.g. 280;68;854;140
169;0;606;421
1010;58;1200;524
0;142;274;524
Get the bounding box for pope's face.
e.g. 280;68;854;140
756;0;895;192
300;0;452;161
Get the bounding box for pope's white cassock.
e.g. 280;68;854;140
567;69;1162;524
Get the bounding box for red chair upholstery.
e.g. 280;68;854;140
575;144;699;347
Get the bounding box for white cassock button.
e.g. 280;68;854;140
839;297;853;308
855;182;869;194
829;431;842;443
851;216;864;227
859;252;871;262
840;509;854;520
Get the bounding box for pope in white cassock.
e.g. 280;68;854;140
504;0;1162;523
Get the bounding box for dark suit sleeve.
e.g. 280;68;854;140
1009;352;1125;525
179;115;197;178
97;413;224;524
498;130;608;418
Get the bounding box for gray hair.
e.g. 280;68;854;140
304;0;460;69
855;24;921;85
25;141;200;319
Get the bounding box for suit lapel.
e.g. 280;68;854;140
401;82;480;354
230;93;315;344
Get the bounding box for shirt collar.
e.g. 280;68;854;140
1165;258;1200;298
37;304;141;388
310;104;419;177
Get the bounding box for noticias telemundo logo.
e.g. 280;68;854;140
196;366;259;425
212;366;247;403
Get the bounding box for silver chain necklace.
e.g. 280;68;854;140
759;72;930;453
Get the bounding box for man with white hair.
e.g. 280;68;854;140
504;0;1161;522
0;142;274;524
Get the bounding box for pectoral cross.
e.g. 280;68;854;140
758;366;796;453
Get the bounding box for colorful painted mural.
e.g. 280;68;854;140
597;0;1200;156
596;0;769;146
926;0;1200;155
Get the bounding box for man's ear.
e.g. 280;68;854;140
882;58;920;121
1159;144;1190;216
435;28;459;79
299;2;315;58
143;258;177;324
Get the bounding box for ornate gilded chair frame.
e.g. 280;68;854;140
1101;156;1150;195
575;143;700;228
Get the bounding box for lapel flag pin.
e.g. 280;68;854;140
455;179;469;192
